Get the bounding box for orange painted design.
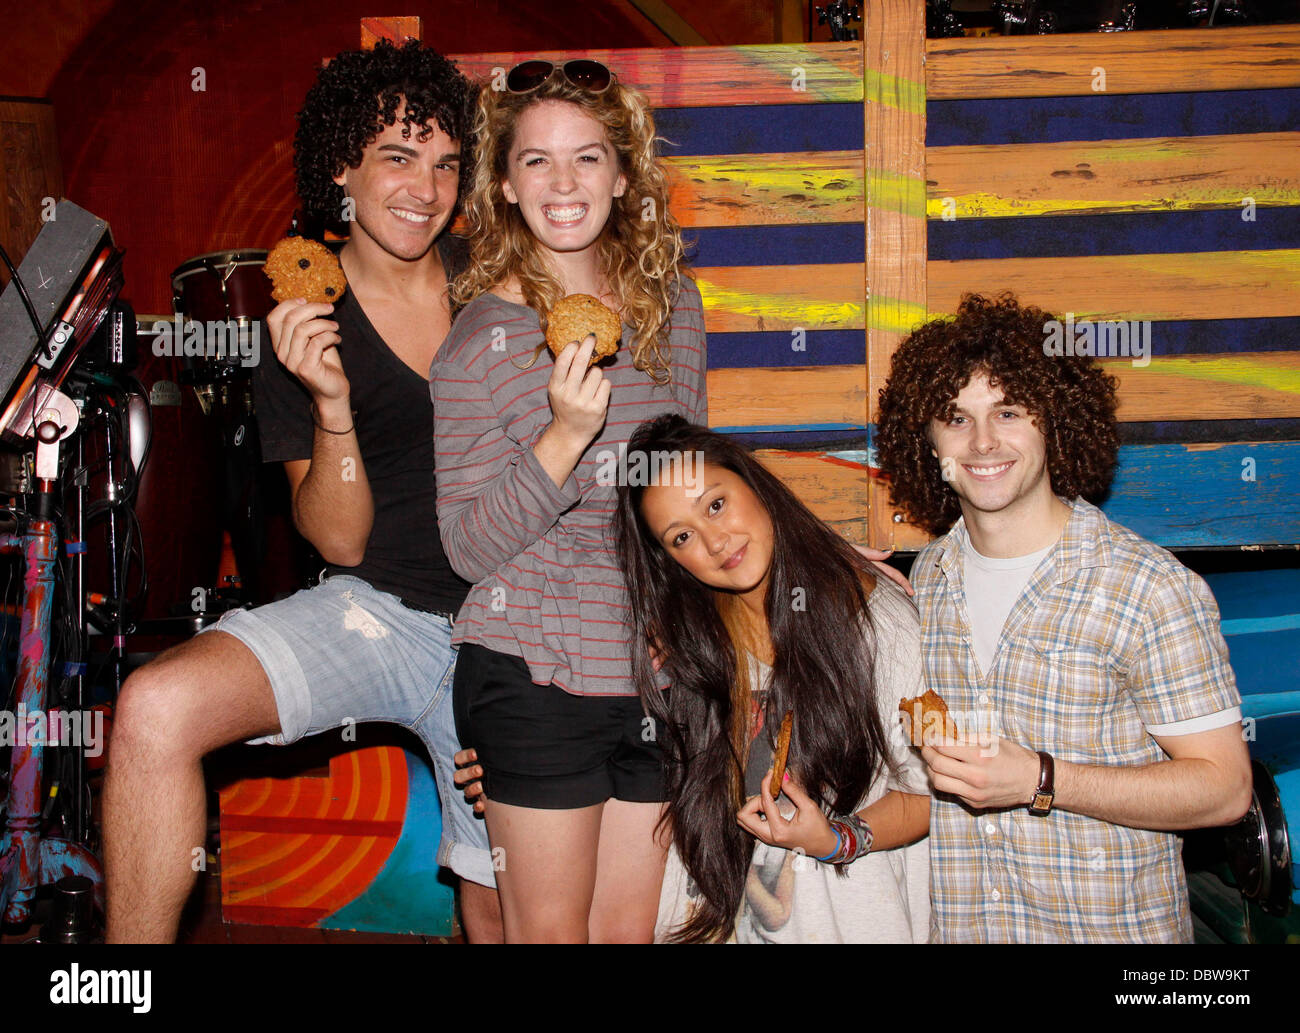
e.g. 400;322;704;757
360;17;421;50
218;745;409;927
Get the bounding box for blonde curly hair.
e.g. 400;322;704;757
451;69;690;383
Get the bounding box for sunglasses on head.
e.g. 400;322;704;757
504;59;613;95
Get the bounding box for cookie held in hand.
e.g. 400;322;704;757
769;711;793;798
263;237;348;305
545;294;621;366
898;689;959;748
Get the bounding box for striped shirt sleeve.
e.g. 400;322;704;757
431;355;581;584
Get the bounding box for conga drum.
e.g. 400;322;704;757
170;250;273;384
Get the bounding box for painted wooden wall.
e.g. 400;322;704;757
452;15;1300;551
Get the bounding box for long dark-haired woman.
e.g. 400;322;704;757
430;61;705;941
613;414;930;943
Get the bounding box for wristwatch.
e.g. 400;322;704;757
1028;751;1055;816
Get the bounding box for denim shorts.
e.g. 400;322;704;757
203;574;494;887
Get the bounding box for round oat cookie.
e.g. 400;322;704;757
545;294;621;366
263;237;348;305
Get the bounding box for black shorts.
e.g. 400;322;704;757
452;642;666;809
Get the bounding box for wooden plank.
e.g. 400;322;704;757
928;250;1300;323
708;365;865;429
864;440;1300;550
665;151;862;227
926;24;1300;99
1104;440;1300;547
695;264;863;332
625;0;709;45
864;0;927;549
1110;353;1300;422
0;100;63;288
927;133;1300;219
755;450;868;541
447;43;863;106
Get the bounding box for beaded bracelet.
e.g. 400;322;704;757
817;813;874;865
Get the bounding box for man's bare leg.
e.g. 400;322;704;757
103;631;280;943
459;879;504;943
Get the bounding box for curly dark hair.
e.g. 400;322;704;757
876;292;1119;536
294;39;475;232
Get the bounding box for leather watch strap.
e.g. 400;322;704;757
1029;750;1055;816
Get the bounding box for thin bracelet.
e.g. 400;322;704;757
311;402;356;435
815;825;843;862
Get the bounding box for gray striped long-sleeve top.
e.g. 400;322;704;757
430;278;707;696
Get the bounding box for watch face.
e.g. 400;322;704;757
1031;792;1054;812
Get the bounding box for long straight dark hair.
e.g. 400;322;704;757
614;414;896;942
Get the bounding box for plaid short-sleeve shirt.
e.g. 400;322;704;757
915;498;1241;943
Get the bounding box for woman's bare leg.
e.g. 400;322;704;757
589;800;670;943
483;800;603;943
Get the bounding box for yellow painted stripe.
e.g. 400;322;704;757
866;295;932;335
866;169;927;218
864;68;926;115
1130;355;1300;396
1110;353;1300;421
695;265;864;332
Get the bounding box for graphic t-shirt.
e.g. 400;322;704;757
655;579;932;943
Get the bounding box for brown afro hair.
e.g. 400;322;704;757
876;292;1119;536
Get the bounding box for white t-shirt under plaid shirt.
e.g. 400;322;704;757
914;498;1242;943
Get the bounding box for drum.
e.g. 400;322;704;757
170;250;273;384
1229;711;1299;923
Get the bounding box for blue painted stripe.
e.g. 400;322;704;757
687;224;863;267
865;436;1300;549
707;329;863;368
1222;614;1300;636
712;422;863;435
1103;441;1300;548
724;428;868;451
657;103;863;157
1205;570;1300;620
1241;693;1300;721
926;88;1300;147
928;209;1300;261
1121;419;1300;445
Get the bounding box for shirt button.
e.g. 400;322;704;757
984;823;996;836
990;889;1001;901
978;693;990;704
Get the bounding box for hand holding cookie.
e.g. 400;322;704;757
267;300;347;405
546;332;611;449
264;237;350;404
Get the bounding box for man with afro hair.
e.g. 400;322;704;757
877;292;1250;942
104;40;502;942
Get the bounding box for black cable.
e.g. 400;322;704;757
0;242;47;346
